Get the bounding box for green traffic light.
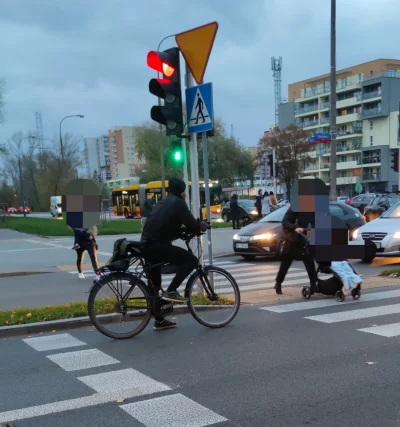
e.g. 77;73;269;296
174;151;182;161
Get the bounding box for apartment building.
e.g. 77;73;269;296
84;135;112;182
280;59;400;195
108;126;145;180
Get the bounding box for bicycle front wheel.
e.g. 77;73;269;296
88;272;152;340
186;266;240;328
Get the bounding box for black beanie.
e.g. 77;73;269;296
169;178;186;196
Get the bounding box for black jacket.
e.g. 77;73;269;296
282;207;315;242
230;199;240;220
141;199;154;218
75;229;97;249
141;193;201;243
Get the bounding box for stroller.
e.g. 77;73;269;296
298;230;361;302
238;207;255;228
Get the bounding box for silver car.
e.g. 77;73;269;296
352;202;400;259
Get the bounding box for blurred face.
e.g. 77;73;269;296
181;190;187;199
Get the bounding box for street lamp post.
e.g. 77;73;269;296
329;0;337;201
18;135;36;218
59;115;84;162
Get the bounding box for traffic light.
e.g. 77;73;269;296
147;47;183;137
391;149;399;172
267;154;273;178
170;138;183;165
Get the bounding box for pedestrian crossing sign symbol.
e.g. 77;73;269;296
186;82;214;134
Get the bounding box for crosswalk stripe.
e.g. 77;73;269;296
259;289;400;313
305;303;400;324
358;322;400;337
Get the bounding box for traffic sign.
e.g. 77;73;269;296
186;83;214;134
175;22;219;85
355;182;362;194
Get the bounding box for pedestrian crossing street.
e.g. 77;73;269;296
0;332;227;426
67;260;313;293
260;289;400;339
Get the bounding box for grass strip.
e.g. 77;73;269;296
0;295;235;327
379;269;400;277
0;217;232;236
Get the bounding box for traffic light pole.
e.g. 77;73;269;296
272;148;277;195
181;138;189;207
329;0;337;201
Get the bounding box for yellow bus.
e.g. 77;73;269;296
112;180;224;219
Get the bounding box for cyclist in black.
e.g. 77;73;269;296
141;177;207;330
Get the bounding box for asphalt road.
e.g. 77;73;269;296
2;288;400;426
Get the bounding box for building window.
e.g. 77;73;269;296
370;136;373;144
369;120;373;130
342;78;347;88
293;91;296;99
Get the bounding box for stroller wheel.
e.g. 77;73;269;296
351;287;361;300
335;290;345;302
302;286;311;299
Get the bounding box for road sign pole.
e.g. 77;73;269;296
182;138;189;207
272;148;277;195
201;130;213;265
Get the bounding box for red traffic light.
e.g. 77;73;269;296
147;51;176;77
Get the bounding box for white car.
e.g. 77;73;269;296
352;202;400;260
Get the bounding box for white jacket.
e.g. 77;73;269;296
261;197;272;215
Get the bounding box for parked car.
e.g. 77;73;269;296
221;199;259;222
337;196;348;203
17;206;30;214
363;194;400;222
7;207;18;214
352;202;400;262
233;202;365;260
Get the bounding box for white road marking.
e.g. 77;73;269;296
46;349;120;372
259;289;400;313
305;303;400;324
358;322;400;337
23;333;86;352
77;368;170;395
121;393;228;427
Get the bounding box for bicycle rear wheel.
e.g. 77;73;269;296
88;272;152;339
185;266;240;328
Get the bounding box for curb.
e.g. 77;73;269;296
0;305;196;339
0;271;53;278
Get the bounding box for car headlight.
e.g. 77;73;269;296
233;234;239;241
352;229;359;240
393;232;400;239
216;208;221;213
250;233;277;241
250;210;258;215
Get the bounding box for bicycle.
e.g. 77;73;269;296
87;227;241;339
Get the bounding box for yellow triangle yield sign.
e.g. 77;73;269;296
175;22;219;85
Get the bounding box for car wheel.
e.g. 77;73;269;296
223;214;229;223
241;255;256;260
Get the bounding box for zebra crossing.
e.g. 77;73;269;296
67;260;312;293
259;288;400;339
0;332;227;425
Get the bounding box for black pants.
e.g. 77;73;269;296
142;242;198;292
276;242;317;285
76;246;99;273
232;216;240;229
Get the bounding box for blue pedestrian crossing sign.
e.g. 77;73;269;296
186;82;214;134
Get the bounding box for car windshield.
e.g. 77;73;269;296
258;206;289;223
362;195;375;204
239;200;255;207
380;202;400;218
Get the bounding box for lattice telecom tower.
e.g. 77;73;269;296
271;57;282;127
35;112;44;152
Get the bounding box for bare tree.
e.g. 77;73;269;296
257;125;313;200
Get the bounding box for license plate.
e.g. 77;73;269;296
236;243;248;249
373;242;381;248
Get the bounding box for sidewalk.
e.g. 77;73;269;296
240;276;400;305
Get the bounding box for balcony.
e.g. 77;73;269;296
320;102;330;110
295;104;319;115
296;119;319;128
337;112;362;125
337;160;362;169
304;165;319;171
337;127;363;138
362;173;381;181
363;106;382;117
363;90;381;100
337;176;359;185
320;116;330;125
363;156;381;164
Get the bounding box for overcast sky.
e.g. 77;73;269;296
0;0;399;149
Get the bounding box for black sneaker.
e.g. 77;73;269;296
161;291;188;303
153;319;177;331
72;244;80;250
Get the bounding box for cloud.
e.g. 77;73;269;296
0;0;399;154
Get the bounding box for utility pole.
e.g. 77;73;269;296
329;0;337;201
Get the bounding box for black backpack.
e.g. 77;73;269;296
107;238;131;264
